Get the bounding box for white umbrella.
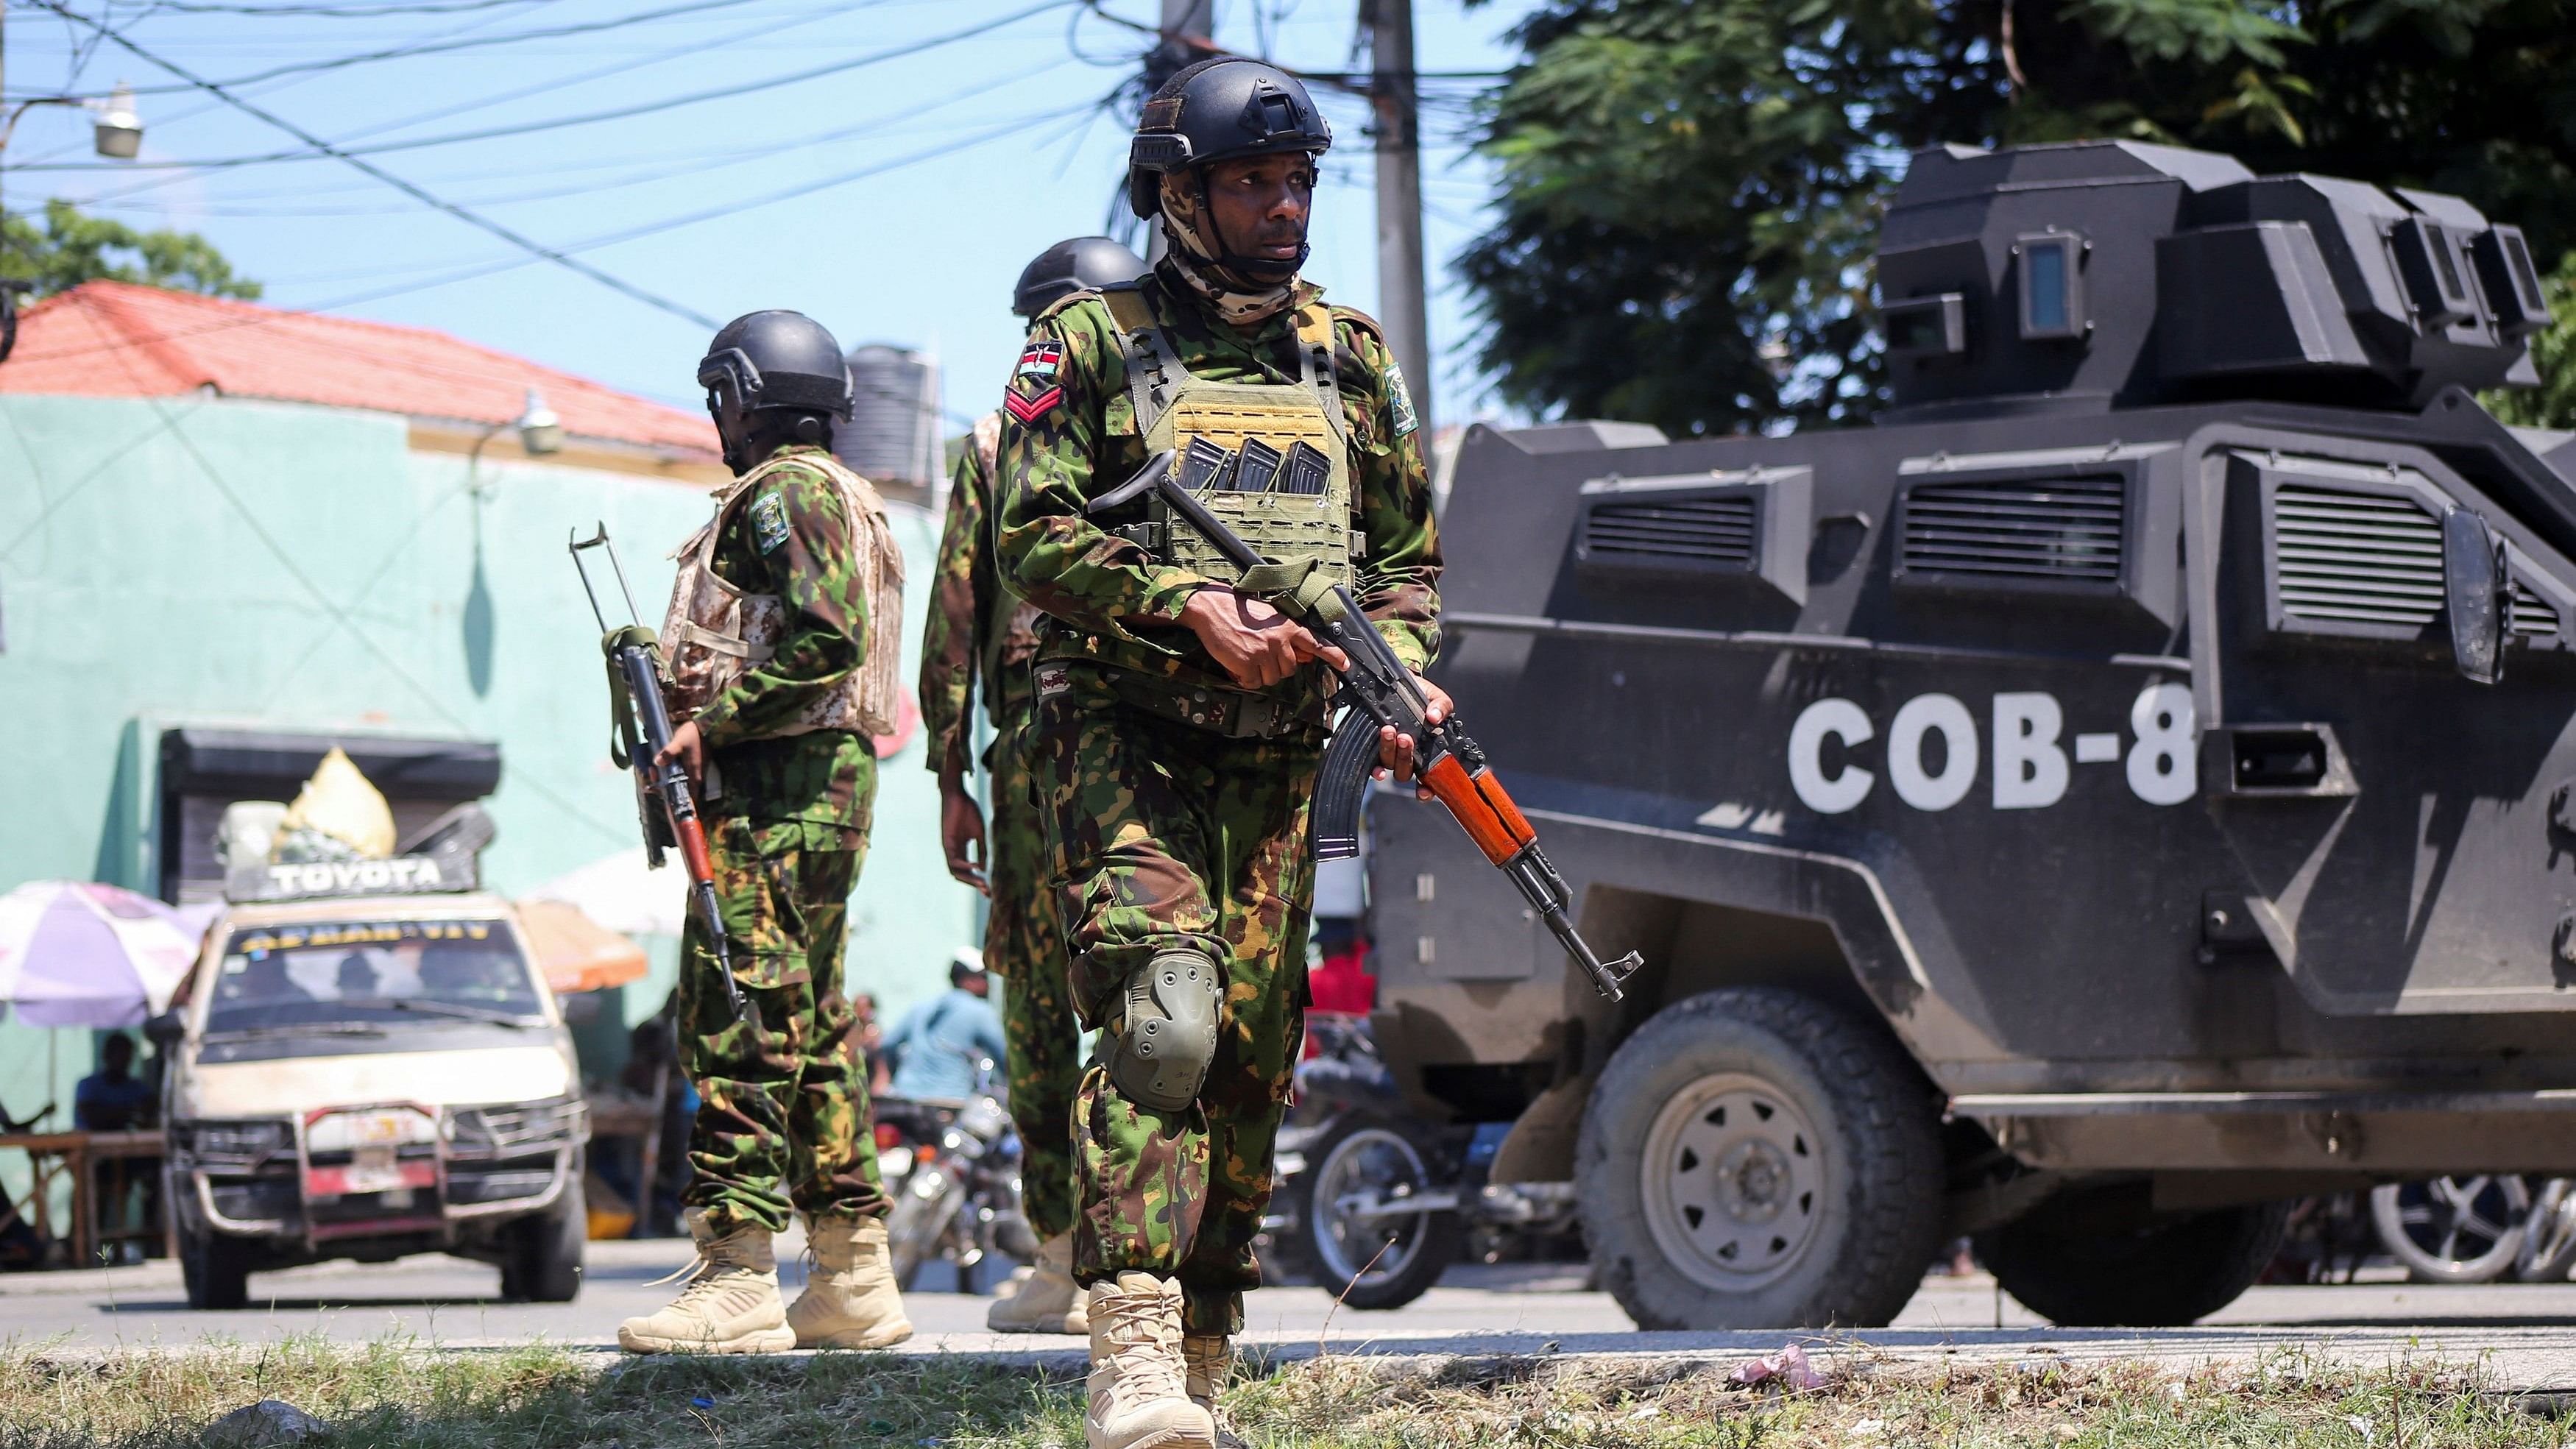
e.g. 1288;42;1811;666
523;848;684;939
0;882;215;1028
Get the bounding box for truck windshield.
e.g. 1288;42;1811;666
208;919;542;1034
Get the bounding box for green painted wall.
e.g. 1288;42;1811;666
0;392;980;1229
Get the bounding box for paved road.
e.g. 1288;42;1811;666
13;1241;2576;1386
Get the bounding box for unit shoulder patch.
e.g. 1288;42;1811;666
1386;364;1420;440
750;492;791;553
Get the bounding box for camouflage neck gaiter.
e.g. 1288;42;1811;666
1158;171;1301;327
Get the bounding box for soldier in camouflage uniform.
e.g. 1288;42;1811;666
922;236;1147;1337
994;60;1442;1449
618;310;913;1356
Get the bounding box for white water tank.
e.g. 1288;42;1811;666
835;343;942;489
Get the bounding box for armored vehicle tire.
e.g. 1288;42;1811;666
180;1229;252;1311
1281;1112;1462;1311
1976;1189;2292;1325
502;1171;586;1303
1577;988;1943;1330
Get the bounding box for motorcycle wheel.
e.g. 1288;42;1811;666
2370;1176;2531;1284
885;1164;969;1292
1281;1113;1460;1311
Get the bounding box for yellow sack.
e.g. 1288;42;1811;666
273;748;397;860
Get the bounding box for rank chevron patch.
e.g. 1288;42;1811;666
1005;384;1064;425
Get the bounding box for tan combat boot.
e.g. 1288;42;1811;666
1085;1272;1214;1449
988;1231;1089;1334
617;1210;797;1354
787;1214;914;1349
1181;1333;1249;1449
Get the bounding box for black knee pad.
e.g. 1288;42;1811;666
1107;949;1220;1112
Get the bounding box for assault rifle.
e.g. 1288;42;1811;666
1091;445;1643;1000
569;525;748;1024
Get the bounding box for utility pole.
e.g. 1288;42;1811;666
1133;0;1214;262
1367;0;1433;438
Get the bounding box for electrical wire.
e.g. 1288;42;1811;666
79;56;1077;221
22;0;723;328
47;0;777;101
141;0;551;17
10;0;1081;173
4;88;1114;369
46;0;911;210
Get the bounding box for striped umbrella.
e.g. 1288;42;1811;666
0;882;214;1028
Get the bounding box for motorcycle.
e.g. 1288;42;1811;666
2369;1175;2576;1284
1270;1015;1581;1310
874;1056;1037;1292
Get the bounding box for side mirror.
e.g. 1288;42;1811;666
2443;505;2508;685
143;1009;185;1048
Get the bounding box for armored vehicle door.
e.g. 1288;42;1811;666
2193;422;2576;1014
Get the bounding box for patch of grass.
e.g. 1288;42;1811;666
0;1339;2560;1448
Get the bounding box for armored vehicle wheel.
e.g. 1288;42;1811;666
180;1230;252;1311
1977;1188;2291;1325
1282;1113;1462;1310
2369;1176;2531;1284
1577;988;1942;1329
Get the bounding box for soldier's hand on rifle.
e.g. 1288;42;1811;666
1376;676;1452;799
938;776;990;894
1180;587;1349;690
654;720;707;787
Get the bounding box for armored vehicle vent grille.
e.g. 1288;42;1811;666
1580;495;1757;567
2511;579;2559;638
1899;477;2124;582
2274;486;2444;627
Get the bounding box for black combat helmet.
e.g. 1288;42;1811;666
1013;236;1149;319
697;310;854;468
698;310;854;422
1125;55;1333;222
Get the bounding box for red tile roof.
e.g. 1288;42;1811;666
0;280;717;460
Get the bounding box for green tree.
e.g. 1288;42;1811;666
2485;249;2576;430
0;198;261;301
1464;0;2576;437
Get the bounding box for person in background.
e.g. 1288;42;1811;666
74;1033;154;1132
855;992;889;1094
882;952;1010;1102
76;1032;160;1262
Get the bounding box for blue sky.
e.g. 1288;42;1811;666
1;0;1535;431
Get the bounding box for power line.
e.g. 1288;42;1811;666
141;0;551;17
21;0;722;329
78;56;1075;221
2;88;1114;369
41;0;775;101
9;0;1080;174
51;0;905;209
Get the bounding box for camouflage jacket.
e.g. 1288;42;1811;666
693;442;875;840
993;266;1442;708
921;412;1044;784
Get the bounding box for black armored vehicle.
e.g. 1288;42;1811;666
1365;140;2575;1329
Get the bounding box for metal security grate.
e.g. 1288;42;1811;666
1900;476;2125;582
2274;486;2445;628
2512;579;2560;638
1580;495;1758;567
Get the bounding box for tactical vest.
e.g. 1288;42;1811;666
662;448;906;737
1097;284;1364;593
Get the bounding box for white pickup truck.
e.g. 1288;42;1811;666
154;869;589;1310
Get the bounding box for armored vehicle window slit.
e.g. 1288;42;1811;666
1573;468;1811;606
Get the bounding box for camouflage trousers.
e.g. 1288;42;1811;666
986;702;1085;1245
679;815;888;1234
1033;665;1317;1336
